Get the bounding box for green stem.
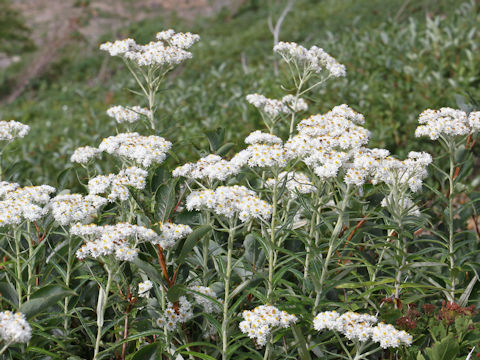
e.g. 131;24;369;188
447;140;456;300
14;228;22;307
93;265;113;360
203;212;211;285
304;192;321;286
26;222;34;300
221;221;236;360
267;175;279;301
64;232;73;332
314;185;350;309
263;333;274;360
289;78;304;136
0;341;12;355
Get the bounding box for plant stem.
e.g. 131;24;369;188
64;232;73;332
203;212;211;285
289;78;304;136
26;222;34;300
221;221;236;360
447;140;456;300
14;228;22;307
267;175;279;301
394;236;407;307
0;341;12;355
314;185;350;309
147;68;156;131
304;192;321;286
93;265;113;360
263;333;274;360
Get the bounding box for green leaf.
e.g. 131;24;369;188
155;179;178;223
205;127;225;152
216;142;234;156
179;351;217;360
56;167;74;188
291;324;311;360
131;342;162;360
0;281;18;307
424;334;460;360
20;285;75;319
132;258;167;287
176;225;211;265
166;284;186;303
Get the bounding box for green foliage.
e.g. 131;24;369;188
0;0;35;55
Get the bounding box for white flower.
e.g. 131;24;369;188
282;95;308;112
71;146;101;164
273;42;346;77
172;154;240;182
190;285;221;314
88;167;148;202
99;38;136;56
153;222;192;249
415;108;470;140
468;111;480;132
99;132;172;168
101;30;199;67
245;131;282;145
156;296;193;331
0;184;55;225
285;105;369;163
138;280;153;298
0;120;30;141
231;143;287;169
106;105;151;124
72;222;158;261
0;311;32;344
186;185;272;222
266;171;315;196
372;322;413;349
246;94;290;118
239;305;297;347
49;194;107;225
313;310;412;349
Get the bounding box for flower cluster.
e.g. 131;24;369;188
71;146;101;165
186;185;272;222
245;131;282;145
274;42;346;77
415;108;470;140
0;311;32;344
313;310;412;349
287;104;368;160
345;149;431;191
266;171;315;196
232;132;288;169
156;296;194;331
98;132;172;168
0;120;30;142
138;280;153;298
239;305;298;347
49;193;107;225
100;30;199;67
72;222;158;261
88;167;147;202
106;105;151;124
173;154;240;182
153;222;192;249
246;94;308;118
0;182;56;225
190;285;221;314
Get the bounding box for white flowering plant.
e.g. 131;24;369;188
0;26;479;360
